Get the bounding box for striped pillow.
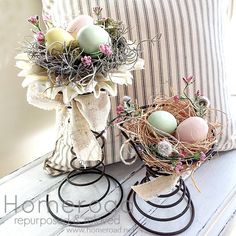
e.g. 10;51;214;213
42;0;236;165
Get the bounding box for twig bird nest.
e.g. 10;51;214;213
117;78;219;175
23;28;140;87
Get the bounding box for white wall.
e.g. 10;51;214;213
0;0;55;177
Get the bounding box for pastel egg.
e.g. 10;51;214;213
45;27;74;53
176;116;209;143
147;111;177;134
77;25;111;54
66;15;94;38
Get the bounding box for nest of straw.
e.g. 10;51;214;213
119;97;217;174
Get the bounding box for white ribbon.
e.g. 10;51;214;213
26;83;111;175
119;139;137;165
132;175;179;201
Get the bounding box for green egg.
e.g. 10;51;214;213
77;25;111;54
148;111;177;134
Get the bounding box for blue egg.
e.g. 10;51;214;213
77;25;111;54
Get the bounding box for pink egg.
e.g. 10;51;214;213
66;15;94;38
176;117;209;143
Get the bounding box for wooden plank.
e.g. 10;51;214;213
197;184;236;235
40;151;236;235
123;152;236;236
192;151;236;236
0;152;64;221
118;150;236;236
0;161;144;236
0;150;236;236
0;153;50;186
220;209;236;236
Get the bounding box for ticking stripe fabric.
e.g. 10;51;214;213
42;0;236;165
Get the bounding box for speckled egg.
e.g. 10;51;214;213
147;111;177;134
77;25;111;54
176;116;209;143
66;15;94;38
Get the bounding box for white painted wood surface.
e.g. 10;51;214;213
0;150;236;236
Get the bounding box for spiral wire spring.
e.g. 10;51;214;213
46;131;124;225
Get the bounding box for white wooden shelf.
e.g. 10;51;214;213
0;150;236;236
